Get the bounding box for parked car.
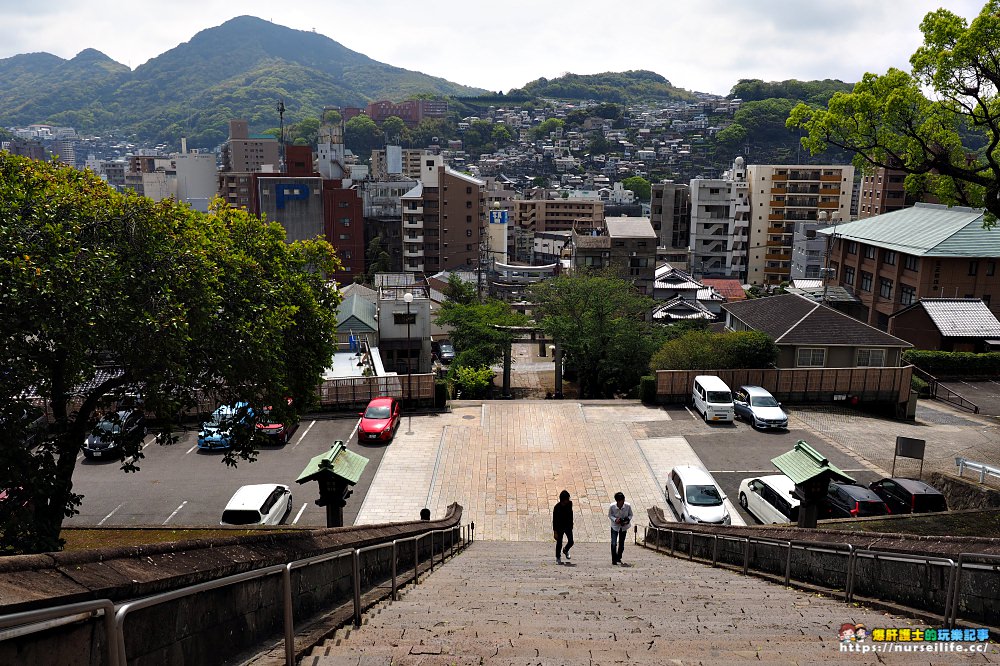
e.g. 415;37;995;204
432;340;456;364
666;465;731;525
83;409;146;459
733;386;788;430
220;484;292;526
868;478;948;514
822;482;890;519
738;474;800;524
1;405;47;449
358;396;401;442
691;375;734;423
198;402;252;451
255;402;298;445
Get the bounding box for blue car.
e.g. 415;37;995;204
198;402;252;451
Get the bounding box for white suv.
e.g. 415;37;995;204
221;484;292;526
666;466;731;525
738;474;800;524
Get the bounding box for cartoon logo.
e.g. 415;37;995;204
854;624;867;642
840;623;856;643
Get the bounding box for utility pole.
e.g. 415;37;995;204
277;99;286;173
821;211;839;305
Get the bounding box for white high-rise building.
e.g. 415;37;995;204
689;157;749;279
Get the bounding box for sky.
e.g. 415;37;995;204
0;0;987;96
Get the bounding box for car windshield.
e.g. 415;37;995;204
686;484;723;507
221;509;263;525
97;421;121;434
365;405;391;419
707;391;732;403
440;344;454;353
913;495;947;512
751;396;779;407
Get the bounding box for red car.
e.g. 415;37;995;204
358;396;401;442
255;401;298;445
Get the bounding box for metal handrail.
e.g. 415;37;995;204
102;522;472;666
0;599;119;666
956;456;1000;483
911;366;980;413
846;549;956;623
948;553;1000;628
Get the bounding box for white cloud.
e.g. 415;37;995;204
0;0;987;95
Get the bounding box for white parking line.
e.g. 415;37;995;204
292;502;307;524
684;406;696;419
163;501;187;525
185;444;198;455
291;420;317;449
97;503;123;526
348;419;360;443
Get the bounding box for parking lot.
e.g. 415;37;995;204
66;415;384;528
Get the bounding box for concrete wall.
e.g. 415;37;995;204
646;508;1000;626
0;506;463;666
929;472;1000;510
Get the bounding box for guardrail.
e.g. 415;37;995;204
640;525;984;628
2;523;474;666
956;457;1000;483
911;366;980;413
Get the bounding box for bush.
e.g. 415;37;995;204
910;375;930;397
650;330;778;370
639;376;657;404
434;380;449;408
903;350;1000;377
451;365;494;399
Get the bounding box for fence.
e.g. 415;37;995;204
316;373;436;409
639;525;1000;628
0;523;474;666
911;366;980;413
656;366;912;408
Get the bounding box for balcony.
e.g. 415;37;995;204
767;226;786;234
403;218;424;229
765;252;791;261
404;205;424;215
772;174;788;181
403;248;424;258
404;235;424;244
819;186;841;194
770;186;786;194
769;200;786;207
820;174;842;182
818;200;840;209
768;213;785;221
766;240;784;247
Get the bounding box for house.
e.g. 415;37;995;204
336;293;378;342
888;298;1000;352
723;293;911;368
652;296;715;322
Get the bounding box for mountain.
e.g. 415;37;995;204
0;16;486;147
509;70;698;103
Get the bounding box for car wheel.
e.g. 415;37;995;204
739;493;748;510
703;409;710;423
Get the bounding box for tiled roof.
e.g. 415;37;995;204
701;279;746;301
652;296;714;320
337;294;377;332
817;203;999;257
899;298;1000;338
723;293;911;347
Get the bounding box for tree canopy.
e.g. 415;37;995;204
650;330;778;371
622;176;652;202
0;155;342;553
787;1;1000;221
529;273;666;398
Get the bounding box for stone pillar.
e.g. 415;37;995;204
554;343;563;399
502;344;512;398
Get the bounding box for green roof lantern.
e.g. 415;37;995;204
771;440;854;486
297;440;369;486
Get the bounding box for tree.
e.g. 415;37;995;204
650;330;777;370
787;1;1000;222
365;236;391;283
344;115;382;159
529;274;665;398
288;117;321;146
434;291;528;370
0;155;342;553
588;135;611;155
380;116;408;145
533;118;565;140
621;176;651;202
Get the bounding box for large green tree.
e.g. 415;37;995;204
788;1;1000;221
0;155;342;553
344;115;382;159
529;273;665;398
434;279;529;370
621;176;652;202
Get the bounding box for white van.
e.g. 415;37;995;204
667;465;731;525
737;474;800;524
692;375;735;423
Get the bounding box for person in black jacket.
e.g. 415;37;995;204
553;489;574;564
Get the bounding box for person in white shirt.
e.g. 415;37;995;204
608;492;633;565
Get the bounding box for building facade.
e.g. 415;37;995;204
650;181;691;269
222;119;280;173
570;217;657;294
689;157;749;279
857;167;914;219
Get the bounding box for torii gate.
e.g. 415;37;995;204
492;325;563;399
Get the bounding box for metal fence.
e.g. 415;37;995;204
316;373;435;408
0;523;474;666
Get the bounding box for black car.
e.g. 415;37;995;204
1;405;47;448
869;478;948;514
822;482;890;519
432;340;456;364
83;409;146;459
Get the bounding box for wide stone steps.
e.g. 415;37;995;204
305;541;982;665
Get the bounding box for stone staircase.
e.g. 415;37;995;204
304;541;979;665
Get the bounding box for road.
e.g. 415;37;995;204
65;414;387;528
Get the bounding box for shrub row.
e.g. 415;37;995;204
903;350;1000;377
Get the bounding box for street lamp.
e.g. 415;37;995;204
403;292;413;404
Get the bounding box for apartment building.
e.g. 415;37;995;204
221;119;280;173
510;198;604;263
822;203;1000;329
857;167;916;219
400;155;485;275
371;147;434;181
570;217;657;294
650;181;691;270
746;164;853;286
363;179;418;272
343;99;449;127
689;157;749;279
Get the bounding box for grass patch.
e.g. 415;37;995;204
824;510;1000;538
60;527;298;551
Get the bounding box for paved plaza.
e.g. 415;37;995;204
355;385;1000;542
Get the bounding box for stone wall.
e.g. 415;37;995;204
646;507;1000;626
0;505;463;666
930;472;1000;510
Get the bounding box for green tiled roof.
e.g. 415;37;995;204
771;440;854;485
297;441;369;485
817;203;998;257
337;293;377;332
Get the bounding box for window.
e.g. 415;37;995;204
903;255;919;271
857;349;886;367
797;348;826;367
863;245;876;259
844;266;855;286
341;218;351;226
900;284;916;305
466;229;472;237
860;271;873;292
879;278;893;299
847;241;857;255
465;201;472;208
466;215;472;223
969;260;979;276
883;250;896;265
393;312;417;325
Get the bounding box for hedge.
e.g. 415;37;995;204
903;350;1000;377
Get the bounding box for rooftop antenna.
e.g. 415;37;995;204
277;99;286;173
